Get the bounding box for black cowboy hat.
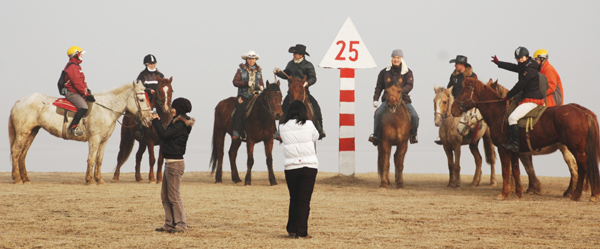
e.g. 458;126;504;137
449;55;471;67
288;44;310;56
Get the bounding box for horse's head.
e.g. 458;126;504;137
450;77;480;117
457;107;483;136
129;81;153;127
433;85;453;127
156;76;174;114
288;76;307;103
385;80;403;113
262;80;284;120
486;78;507;97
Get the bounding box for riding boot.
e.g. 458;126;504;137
369;105;384;146
434;138;443;145
68;108;87;136
232;99;246;141
308;94;326;139
503;125;520;153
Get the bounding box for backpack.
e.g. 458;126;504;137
57;62;76;95
538;72;548;105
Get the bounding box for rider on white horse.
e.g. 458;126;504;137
63;46;95;136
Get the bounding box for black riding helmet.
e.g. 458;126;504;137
143;54;157;65
514;47;529;59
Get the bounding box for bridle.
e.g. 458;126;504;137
454;85;505;113
260;87;281;117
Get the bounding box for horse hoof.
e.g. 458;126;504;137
85;181;96;186
589;196;599;202
23;181;31;185
490;182;497;187
496;194;508;200
13;180;23;184
396;185;404;189
111;179;119;183
244;182;251;186
97;179;105;185
270;182;278;186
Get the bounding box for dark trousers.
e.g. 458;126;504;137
373;102;419;138
285;167;318;237
233;96;249;136
282;94;324;132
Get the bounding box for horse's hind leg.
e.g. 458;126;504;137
571;151;589;201
394;143;408;189
559;145;579;197
469;144;483;187
228;139;243;183
113;130;135;183
134;142;147;182
15;127;41;184
147;143;157;183
244;140;256;186
377;143;391;188
519;154;541;195
264;138;277;186
511;154;523;198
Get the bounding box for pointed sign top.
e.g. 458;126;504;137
319;17;377;69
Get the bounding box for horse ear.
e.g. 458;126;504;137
433;84;439;92
169;76;173;83
448;86;454;93
276;80;280;86
303;76;307;82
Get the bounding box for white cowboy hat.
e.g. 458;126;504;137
241;50;260;60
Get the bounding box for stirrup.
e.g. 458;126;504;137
368;134;379;146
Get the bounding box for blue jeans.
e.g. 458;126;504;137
373;101;419;138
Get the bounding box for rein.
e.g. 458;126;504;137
95;91;151;127
455;85;505;112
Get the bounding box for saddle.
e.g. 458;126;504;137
52;98;93;139
231;94;259;118
507;103;547;152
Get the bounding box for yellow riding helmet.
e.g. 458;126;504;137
533;49;548;59
67;46;84;57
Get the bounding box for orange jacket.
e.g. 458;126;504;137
539;61;564;107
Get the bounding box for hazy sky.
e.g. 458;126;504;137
2;1;599;178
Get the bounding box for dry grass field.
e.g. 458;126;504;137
1;171;599;248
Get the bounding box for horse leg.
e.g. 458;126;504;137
156;147;164;184
482;130;497;186
134;141;147;182
147;143;156;183
17;127;40;184
468;143;483;187
264;138;277;186
85;138;101;185
394;143;408;189
497;148;512;200
443;145;455;187
93;140;109;184
244;140;256;186
519;154;541;195
559;145;578;197
112;129;135;183
228;139;243;183
377;142;391;188
511;153;522;199
453;144;462;188
571;151;588;201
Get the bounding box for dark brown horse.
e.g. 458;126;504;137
288;76;314;121
485;79;584;197
210;81;283;185
451;77;600;201
377;82;411;188
112;77;173;183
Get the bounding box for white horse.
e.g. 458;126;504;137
8;81;153;184
457;79;582;197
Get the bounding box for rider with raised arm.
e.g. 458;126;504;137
64;46;95;136
491;46;543;152
231;50;264;141
274;44;325;139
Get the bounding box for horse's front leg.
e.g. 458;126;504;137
245;140;256;186
452;144;462;188
147;143;156;183
228;139;243;183
134;142;147;182
394;143;408;189
443;145;455;187
377;142;391;189
469;143;483;187
511;153;522;198
264;138;277;186
86;138;101;185
497;148;512;200
519;154;541;195
92;139;110;184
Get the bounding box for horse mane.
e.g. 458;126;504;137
464;77;503;99
96;83;134;96
385;78;402;89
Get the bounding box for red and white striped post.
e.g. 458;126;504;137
339;68;356;176
319;17;376;176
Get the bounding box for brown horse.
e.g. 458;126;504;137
210;81;283;185
450;77;600;201
288;76;314;121
433;85;496;188
377;82;411;188
112;77;174;183
482;79;584;197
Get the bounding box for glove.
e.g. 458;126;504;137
86;95;96;102
503;96;509;101
273;67;280;74
373;101;379;108
259;85;264;91
491;55;499;64
303;82;309;87
87;88;92;95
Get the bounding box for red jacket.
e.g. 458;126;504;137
64;57;89;96
539;60;563;107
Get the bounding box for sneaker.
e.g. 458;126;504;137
68;127;84;136
295;235;312;239
319;131;326;140
155;227;168;232
368;134;379;146
288;233;296;238
168;228;186;233
410;135;418;144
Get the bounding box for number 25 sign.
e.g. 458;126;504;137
319;17;376;69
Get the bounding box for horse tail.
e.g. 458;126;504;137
585;112;600;196
8;108;16;164
482;128;496;165
209;105;223;173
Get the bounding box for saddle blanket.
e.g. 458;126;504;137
52;98;78;112
517;105;547;129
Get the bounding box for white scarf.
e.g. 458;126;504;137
294;57;304;64
147;67;157;72
386;57;409;75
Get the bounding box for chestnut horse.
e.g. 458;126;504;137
471;79;582;197
8;82;153;184
433;85;496;188
377;82;411;188
451;77;600;201
287;76;314;121
210;81;283;185
112;77;174;183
